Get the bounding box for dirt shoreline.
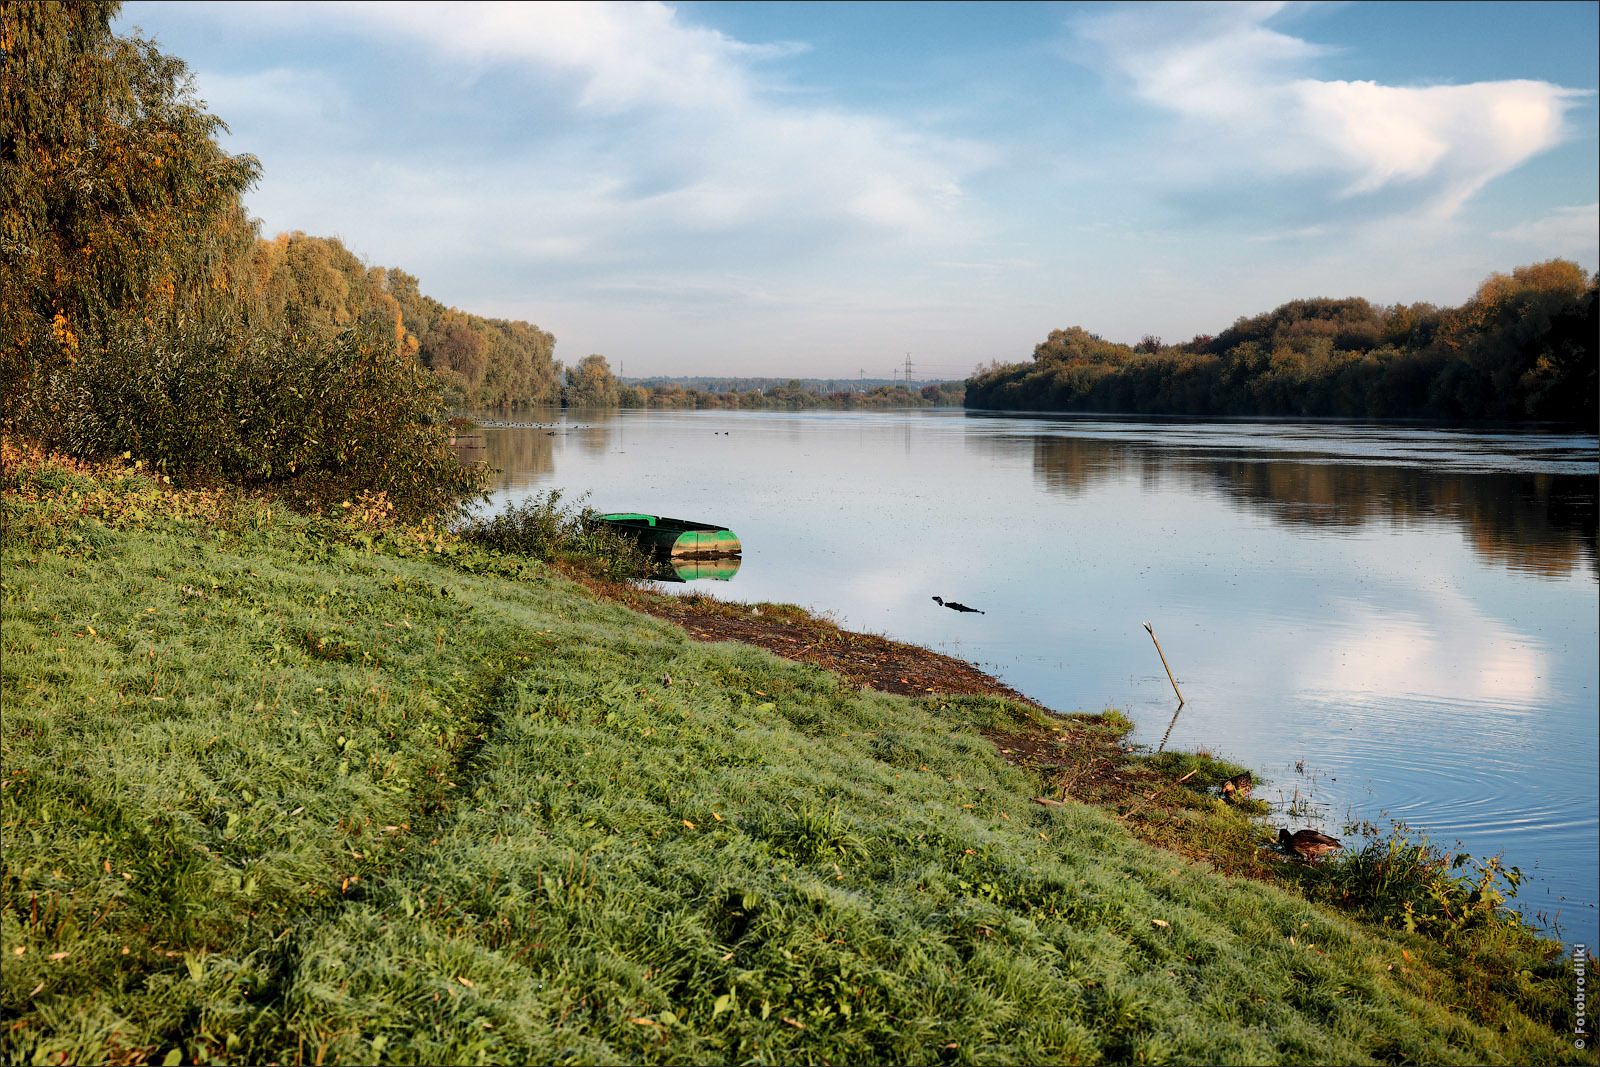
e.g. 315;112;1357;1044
580;581;1207;833
621;587;1047;705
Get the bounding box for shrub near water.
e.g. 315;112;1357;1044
38;318;487;522
1293;824;1526;940
1;449;1586;1065
457;489;653;581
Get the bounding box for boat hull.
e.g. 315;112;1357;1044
597;514;741;558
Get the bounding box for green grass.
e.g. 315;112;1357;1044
1;451;1587;1065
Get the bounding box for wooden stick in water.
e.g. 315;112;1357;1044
1143;622;1184;706
1156;699;1184;753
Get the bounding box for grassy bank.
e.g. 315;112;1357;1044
1;447;1583;1065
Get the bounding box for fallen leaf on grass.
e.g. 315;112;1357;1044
782;1017;806;1030
47;952;70;961
1151;919;1170;929
631;1017;656;1026
1032;796;1064;807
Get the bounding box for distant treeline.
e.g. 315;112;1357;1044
550;363;965;409
617;378;965;410
966;261;1597;430
628;375;947;394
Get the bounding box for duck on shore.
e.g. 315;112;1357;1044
1277;828;1343;860
932;596;985;614
1220;772;1252;802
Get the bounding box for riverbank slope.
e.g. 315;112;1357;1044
1;445;1580;1065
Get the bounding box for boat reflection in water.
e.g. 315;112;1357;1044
653;554;742;583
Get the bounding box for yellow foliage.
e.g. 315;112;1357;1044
49;313;79;361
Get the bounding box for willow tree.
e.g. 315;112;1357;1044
1;0;260;428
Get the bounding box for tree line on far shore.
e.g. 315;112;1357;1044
560;367;965;410
966;261;1597;430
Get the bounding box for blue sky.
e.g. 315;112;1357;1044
117;1;1598;380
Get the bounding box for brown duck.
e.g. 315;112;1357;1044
1220;772;1252;801
1277;828;1343;859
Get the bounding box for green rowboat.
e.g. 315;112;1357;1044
597;514;741;558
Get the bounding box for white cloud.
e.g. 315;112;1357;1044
359;0;752;113
1297;78;1578;214
299;1;988;246
1492;202;1600;254
1075;2;1584;218
145;0;999;365
190;67;350;128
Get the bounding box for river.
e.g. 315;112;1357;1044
472;407;1599;946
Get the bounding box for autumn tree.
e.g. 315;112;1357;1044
2;0;260;427
383;267;559;409
1430;259;1596;421
563;354;619;408
1;7;493;517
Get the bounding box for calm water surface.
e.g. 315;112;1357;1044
475;408;1599;944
